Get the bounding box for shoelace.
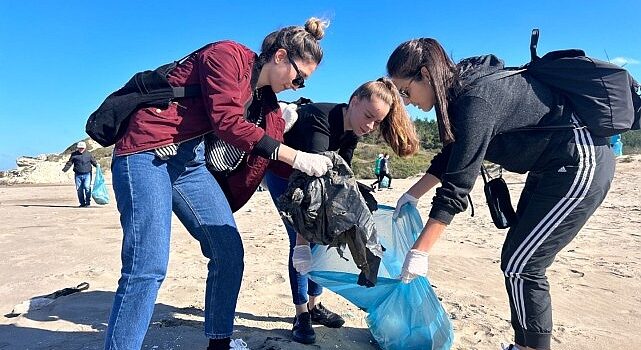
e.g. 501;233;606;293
229;338;249;349
314;303;333;318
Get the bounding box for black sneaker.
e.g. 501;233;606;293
309;303;345;328
292;312;315;344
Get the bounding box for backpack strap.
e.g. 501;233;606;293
480;164;492;184
171;85;202;98
169;43;214;98
176;43;212;64
468;29;578;134
470;27;539;86
474;68;527;85
530;28;540;61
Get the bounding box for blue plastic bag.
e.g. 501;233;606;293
91;165;109;205
309;205;454;350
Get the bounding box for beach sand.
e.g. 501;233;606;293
1;156;639;349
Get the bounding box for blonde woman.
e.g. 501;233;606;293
265;77;419;344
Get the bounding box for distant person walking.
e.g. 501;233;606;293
371;153;383;189
374;153;383;176
371;153;392;190
62;141;97;207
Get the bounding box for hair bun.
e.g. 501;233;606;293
304;17;329;40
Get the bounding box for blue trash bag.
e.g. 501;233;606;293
308;205;454;350
380;176;390;189
91;165;109;205
610;134;623;156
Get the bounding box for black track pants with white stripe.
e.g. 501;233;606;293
500;131;615;349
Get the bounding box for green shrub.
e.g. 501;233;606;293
622;129;641;155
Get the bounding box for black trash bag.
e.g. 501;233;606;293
277;151;383;286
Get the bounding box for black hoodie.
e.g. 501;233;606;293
426;54;580;225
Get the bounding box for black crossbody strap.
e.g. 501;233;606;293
172;85;202;98
480;164;491;184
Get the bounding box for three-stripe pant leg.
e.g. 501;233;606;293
500;140;614;349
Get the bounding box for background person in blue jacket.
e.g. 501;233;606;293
62;141;97;207
265;77;419;345
387;38;615;350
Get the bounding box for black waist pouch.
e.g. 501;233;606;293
481;165;517;229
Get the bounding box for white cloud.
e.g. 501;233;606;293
610;57;640;66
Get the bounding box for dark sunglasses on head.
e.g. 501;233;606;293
289;58;306;88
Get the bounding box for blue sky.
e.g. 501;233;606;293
1;0;639;171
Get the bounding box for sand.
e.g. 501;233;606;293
0;156;640;349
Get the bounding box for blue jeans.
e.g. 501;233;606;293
75;172;92;206
264;171;322;306
105;138;244;349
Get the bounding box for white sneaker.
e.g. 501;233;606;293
229;338;249;349
501;344;519;350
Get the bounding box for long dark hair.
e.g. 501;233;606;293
386;38;458;144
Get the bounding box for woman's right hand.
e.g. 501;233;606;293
292;151;333;177
393;192;419;219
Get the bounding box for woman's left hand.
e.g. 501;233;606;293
292;245;313;275
393;192;419;219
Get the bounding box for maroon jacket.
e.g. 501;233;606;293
115;41;284;211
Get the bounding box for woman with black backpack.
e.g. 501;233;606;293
386;38;615;350
104;18;333;350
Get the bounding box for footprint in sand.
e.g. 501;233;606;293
569;269;585;277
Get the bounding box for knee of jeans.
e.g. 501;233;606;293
138;263;169;283
120;254;169;283
210;226;244;271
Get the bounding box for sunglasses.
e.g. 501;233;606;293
289;58;306;88
398;76;415;99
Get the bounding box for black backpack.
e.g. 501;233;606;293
476;29;641;137
85;48;204;147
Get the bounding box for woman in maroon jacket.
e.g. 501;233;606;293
105;18;331;350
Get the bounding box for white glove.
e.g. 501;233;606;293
292;151;333;177
399;249;429;283
292;245;313;275
393;192;419;219
278;102;299;133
